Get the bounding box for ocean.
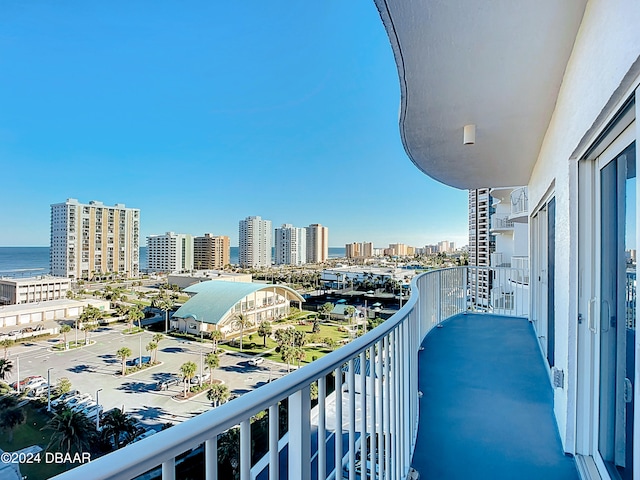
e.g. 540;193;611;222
0;246;346;276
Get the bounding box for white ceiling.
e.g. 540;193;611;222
375;0;587;189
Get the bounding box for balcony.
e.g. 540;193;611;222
509;187;529;222
490;215;514;233
53;267;574;480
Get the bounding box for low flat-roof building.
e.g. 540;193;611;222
0;276;71;305
0;298;110;329
167;271;253;290
172;281;305;338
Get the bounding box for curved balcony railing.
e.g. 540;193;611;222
52;267;516;480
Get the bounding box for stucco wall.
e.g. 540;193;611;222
528;0;640;451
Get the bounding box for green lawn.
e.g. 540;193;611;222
0;403;68;479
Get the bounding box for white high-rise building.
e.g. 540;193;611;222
275;224;307;265
239;216;272;268
50;198;140;280
147;232;194;273
306;224;329;264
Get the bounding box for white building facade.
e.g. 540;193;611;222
146;232;194;273
239;216;272;268
375;1;640;477
0;276;71;305
50;199;140;279
275;224;307;265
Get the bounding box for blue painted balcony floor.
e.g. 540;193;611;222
412;314;578;480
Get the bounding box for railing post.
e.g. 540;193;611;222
162;458;175;480
334;365;343;478
205;437;217;480
240;420;251;480
269;403;279;480
317;378;326;480
288;386;311;480
347;358;356;480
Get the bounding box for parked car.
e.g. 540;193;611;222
66;394;92;409
28;383;51;397
51;390;80;407
11;375;45;391
132;429;156;443
155;377;181;391
20;327;33;333
190;372;211;384
249;357;265;366
71;399;96;413
127;356;151;367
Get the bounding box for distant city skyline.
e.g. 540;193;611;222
0;2;469;249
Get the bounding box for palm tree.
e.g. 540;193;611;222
59;325;71;350
233;313;251;351
0;358;13;381
152;333;164;362
294;347;306;368
0;339;15;359
0;403;25;443
127;305;145;332
320;302;334;321
257;321;272;347
100;408;138;449
82;321;98;345
180;361;197;398
207;383;230;407
146;341;158;364
153;294;175;334
205;353;219;385
281;346;295;373
116;347;132;376
43;408;96;454
209;329;223;353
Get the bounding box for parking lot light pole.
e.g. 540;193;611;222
139;334;142;366
16;357;20;394
199;350;203;387
96;388;103;430
47;367;53;412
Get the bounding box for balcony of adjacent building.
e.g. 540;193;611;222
53;266;576;480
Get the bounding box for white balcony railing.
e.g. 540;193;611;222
52;267;528;480
510;187;529;217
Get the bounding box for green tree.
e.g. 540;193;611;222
0;358;13;381
281;346;295;373
209;329;223;353
207;383;230;407
59;325;71;350
205;353;219;385
43;408;96;454
0;339;15;360
257;321;272;347
233;313;251;351
100;408;138;449
127;305;145;332
81;321;98;345
152;293;175;334
0;402;25;443
294;347;306;368
180;361;197;398
320;302;334;321
146;341;158;364
56;377;72;396
116;347;132;376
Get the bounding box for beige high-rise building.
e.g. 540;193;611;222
346;242;374;259
194;234;230;269
50;198;140;280
306;224;329;263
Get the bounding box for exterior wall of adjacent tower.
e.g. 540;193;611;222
239;216;272;268
306;224;329;264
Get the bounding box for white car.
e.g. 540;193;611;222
28;383;51;398
25;378;48;390
66;394;92;409
71;399;96;413
190;372;211;384
51;390;80;407
82;404;103;419
249;357;265;366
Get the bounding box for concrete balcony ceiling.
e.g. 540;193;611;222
375;0;587;189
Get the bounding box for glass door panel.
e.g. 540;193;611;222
598;142;635;479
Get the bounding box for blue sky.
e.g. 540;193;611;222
0;1;468;248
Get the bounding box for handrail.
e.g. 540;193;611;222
52;266;528;480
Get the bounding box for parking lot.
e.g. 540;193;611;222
6;323;288;429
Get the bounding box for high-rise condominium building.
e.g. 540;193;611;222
306;224;329;264
275;224;307;265
147;232;194;273
50;198;140;279
468;188;494;306
239;216;272;268
194;234;230;270
346;242;373;259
